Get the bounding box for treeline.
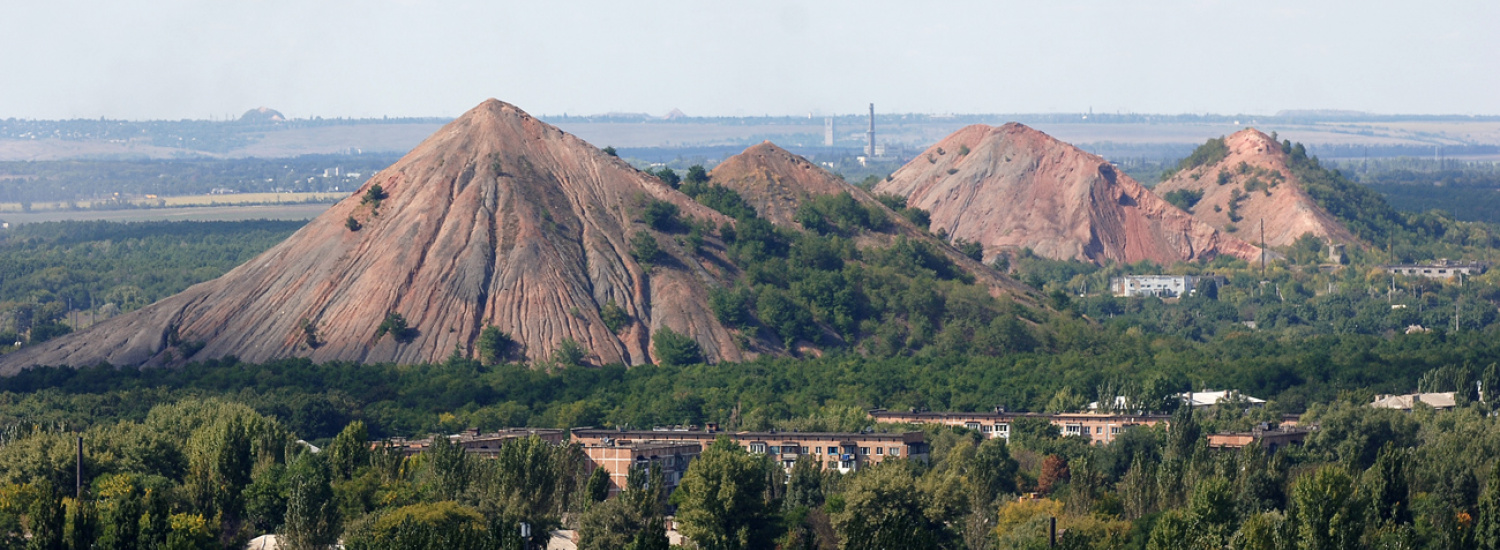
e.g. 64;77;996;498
5;321;1499;442
0;154;399;203
6;387;1500;548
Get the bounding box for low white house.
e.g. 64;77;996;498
1180;390;1266;409
1371;392;1457;411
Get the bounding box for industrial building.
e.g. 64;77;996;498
1381;260;1488;280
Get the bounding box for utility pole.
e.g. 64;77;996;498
76;436;83;499
1259;219;1266;278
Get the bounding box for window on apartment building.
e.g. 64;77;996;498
1065;425;1081;435
997;423;1009;432
802;447;809;454
749;443;767;454
982;425;992;433
814;447;821;455
860;447;869;455
1111;427;1120;434
828;461;837;469
827;446;837;454
876;447;884;455
890;447;901;456
965;422;981;431
1096;426;1102;434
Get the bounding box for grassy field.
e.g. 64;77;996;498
0;191;347;213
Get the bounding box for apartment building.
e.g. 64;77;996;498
1207;424;1312;454
868;409;1167;446
382;427;568;457
570;428;928;473
581;439;701;498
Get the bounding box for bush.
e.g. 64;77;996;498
654;167;680;188
602;146;618;157
345;216;361;232
954;238;984;262
1162;137;1228;180
1163;189;1203;210
873;193;907;211
361;184;387;208
710;288;751;328
652;326;703;367
682;182;757;220
476;326;515;365
375;312;415;343
795;192;888;236
630;232;661;267
642;200;682;232
600;300;631;333
684;165;709;185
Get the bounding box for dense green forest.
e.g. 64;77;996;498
0;220;302;345
2;361;1500;548
1338;160;1500;225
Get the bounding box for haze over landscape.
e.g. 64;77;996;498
2;3;1500;550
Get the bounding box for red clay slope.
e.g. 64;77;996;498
708;141;1034;298
0;99;763;373
1154;128;1358;248
874;123;1262;266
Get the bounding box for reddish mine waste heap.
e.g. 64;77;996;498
1;99;770;373
875;123;1262;266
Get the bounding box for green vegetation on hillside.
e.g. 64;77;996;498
1159;136;1227;180
1161;188;1203;210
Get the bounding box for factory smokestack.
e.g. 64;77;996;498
866;103;876;157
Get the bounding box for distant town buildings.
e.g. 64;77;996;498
381;428;567;457
1381;260;1488;280
1110;275;1220;298
868;409;1167;447
376;425;928;500
571;427;927;473
1371;392;1458;411
1207;424;1312;453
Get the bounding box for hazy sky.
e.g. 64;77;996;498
2;1;1496;120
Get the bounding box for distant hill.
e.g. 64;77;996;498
874;123;1261;266
707;141;1033;298
0;99;770;372
1155;128;1358;248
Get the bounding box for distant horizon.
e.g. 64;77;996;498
7;106;1500;124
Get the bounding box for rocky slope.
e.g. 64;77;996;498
1154;128;1357;248
874;123;1262;266
1;99;763;373
708;141;1033;297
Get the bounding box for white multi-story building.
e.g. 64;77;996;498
1110;275;1212;298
